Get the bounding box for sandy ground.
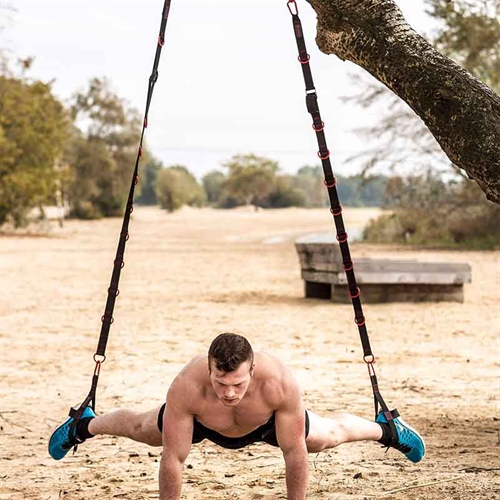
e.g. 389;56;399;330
0;206;499;500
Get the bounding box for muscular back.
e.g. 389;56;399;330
168;352;298;437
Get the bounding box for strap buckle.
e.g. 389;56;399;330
306;92;319;114
287;0;298;16
93;353;106;366
364;355;376;377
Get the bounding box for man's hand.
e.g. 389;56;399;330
159;382;194;500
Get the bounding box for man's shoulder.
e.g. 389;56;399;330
256;351;294;377
256;351;288;370
168;354;208;411
256;352;300;409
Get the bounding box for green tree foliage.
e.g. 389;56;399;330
202;170;242;208
156;165;205;212
291;166;327;207
202;160;386;209
66;134;117;219
0;76;68;225
349;0;499;248
67;77;143;218
135;156;163;205
202;170;226;205
364;174;500;249
263;175;307;208
429;0;500;92
223;154;279;210
289;165;386;207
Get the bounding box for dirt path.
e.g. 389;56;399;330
1;206;499;500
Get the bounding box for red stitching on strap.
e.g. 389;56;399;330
355;316;366;327
330;205;342;216
366;361;376;378
343;261;353;272
298;54;310;64
313;121;325;132
337;233;348;244
350;287;361;299
158;36;165;47
318;150;330;160
324;178;337;188
383;410;394;421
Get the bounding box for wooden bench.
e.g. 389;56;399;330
295;233;472;303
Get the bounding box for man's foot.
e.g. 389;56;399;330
376;411;425;463
48;406;96;460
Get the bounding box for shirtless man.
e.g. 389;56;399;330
49;333;425;500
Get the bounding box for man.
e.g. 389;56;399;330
49;333;425;500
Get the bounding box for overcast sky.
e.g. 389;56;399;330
5;0;435;179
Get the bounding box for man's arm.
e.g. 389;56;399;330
159;383;193;500
275;376;309;500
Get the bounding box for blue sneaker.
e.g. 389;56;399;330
376;411;425;463
48;406;96;460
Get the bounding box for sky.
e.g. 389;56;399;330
4;0;435;179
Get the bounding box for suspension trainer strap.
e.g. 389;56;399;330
72;0;173;429
286;0;396;444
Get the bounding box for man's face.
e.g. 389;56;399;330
209;359;254;407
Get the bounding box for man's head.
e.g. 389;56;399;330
208;333;255;406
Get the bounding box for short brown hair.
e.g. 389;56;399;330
208;333;254;373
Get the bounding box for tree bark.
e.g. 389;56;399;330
305;0;500;203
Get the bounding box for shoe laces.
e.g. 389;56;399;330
393;421;414;453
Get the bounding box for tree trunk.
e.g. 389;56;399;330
306;0;500;204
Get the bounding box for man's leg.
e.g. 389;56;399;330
49;404;164;460
305;410;425;463
305;411;382;453
88;405;164;446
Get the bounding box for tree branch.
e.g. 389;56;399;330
306;0;500;203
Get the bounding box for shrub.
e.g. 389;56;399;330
155;165;205;212
364;178;500;249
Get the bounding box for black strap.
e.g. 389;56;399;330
74;0;172;427
73;0;398;449
287;1;397;444
96;0;172;359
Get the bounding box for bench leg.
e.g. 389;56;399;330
305;281;332;299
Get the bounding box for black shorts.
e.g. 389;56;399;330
157;403;310;449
